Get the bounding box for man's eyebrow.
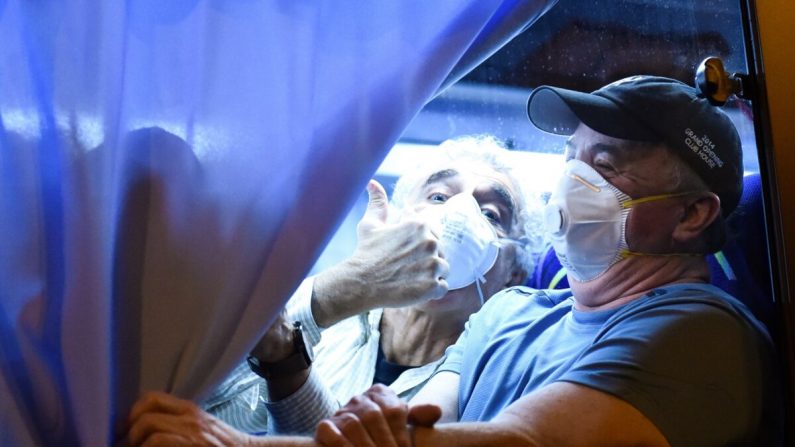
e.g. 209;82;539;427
490;184;515;215
592;142;628;156
424;169;459;186
424;167;515;217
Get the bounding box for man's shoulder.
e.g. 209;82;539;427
625;282;755;315
485;285;572;307
477;286;574;325
608;282;771;341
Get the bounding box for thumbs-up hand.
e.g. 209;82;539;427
312;180;449;328
357;179;390;233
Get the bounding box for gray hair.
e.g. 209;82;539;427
390;135;545;275
669;147;728;253
632;140;727;253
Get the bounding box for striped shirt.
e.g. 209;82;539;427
202;276;447;435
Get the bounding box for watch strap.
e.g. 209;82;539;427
247;321;312;380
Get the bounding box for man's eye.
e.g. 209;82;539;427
429;193;448;203
481;209;501;224
594;162;617;176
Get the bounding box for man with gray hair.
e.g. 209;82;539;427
123;136;545;445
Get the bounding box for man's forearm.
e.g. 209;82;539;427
411;422;536;447
311;260;369;328
266;368;340;435
265;368;311;401
254;425;534;447
249;436;320;447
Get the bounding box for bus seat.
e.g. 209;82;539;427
527;245;569;290
708;173;775;330
526;173;775;330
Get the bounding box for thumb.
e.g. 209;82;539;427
363;179;389;224
407;404;443;427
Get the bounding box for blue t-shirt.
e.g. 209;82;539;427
439;283;781;446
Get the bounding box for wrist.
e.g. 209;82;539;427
248;322;313;382
250;319;296;362
265;366;312;401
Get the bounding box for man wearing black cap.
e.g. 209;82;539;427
310;76;781;447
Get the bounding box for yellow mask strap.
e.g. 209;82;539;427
620;249;703;259
621;191;696;209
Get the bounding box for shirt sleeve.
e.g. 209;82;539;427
264;368;339;435
558;298;776;447
285;276;322;346
435;322;469;376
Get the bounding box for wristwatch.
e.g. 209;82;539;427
247;321;314;380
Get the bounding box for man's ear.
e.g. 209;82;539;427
672;192;721;243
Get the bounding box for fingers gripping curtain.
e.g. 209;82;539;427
0;0;556;445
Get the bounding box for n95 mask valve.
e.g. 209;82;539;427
428;194;499;292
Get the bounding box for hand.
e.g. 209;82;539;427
125;391;253;447
314;384;442;447
313;180;449;327
352;179;450;307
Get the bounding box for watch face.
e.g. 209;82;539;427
294;322;313;363
246;321;313;379
301;329;314;362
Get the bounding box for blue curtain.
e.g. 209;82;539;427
0;1;556;445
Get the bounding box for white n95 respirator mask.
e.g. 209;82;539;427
543;159;688;282
427;193;499;298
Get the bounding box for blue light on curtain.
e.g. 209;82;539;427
0;1;557;445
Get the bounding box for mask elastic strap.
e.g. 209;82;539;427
496;237;525;247
475;274;487;306
620;249;704;259
621;191;698;208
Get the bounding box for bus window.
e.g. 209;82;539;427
314;0;765;283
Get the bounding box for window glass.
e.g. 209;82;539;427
312;0;760;274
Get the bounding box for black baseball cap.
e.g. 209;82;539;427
527;75;743;216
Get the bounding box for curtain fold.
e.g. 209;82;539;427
0;1;557;445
